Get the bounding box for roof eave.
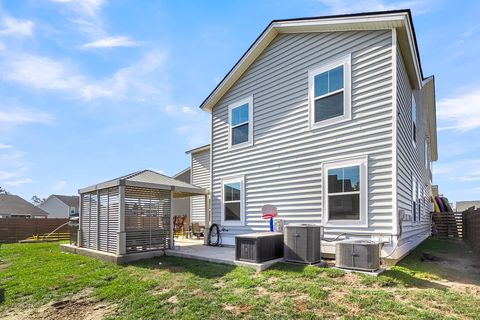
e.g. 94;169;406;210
200;10;423;113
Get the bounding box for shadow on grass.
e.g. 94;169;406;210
130;255;236;279
394;238;480;287
0;288;4;304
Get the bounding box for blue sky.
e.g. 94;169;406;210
0;0;479;205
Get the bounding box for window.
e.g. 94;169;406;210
228;96;253;148
323;156;367;227
412;93;417;144
424;139;429;169
221;176;245;226
412;175;421;223
309;55;351;129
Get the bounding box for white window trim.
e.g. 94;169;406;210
221;175;246;227
228;96;254;149
309;54;352;130
322;156;368;228
424;138;429;169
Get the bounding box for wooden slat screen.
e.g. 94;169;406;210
98;187;119;254
81;188;119;253
80;193;91;248
464;208;480;255
432;212;463;239
125;186;171;253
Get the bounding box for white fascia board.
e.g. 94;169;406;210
201;12;423;114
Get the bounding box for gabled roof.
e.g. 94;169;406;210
0;194;49;217
200;9;426;113
51;195;79;208
185;144;210;155
79;170;207;197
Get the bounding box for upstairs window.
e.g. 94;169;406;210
228;96;253;148
412;93;417;145
309;55;351;129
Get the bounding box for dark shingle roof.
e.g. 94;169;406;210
53;195;79;208
0;194;49;216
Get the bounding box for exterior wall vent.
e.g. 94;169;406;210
335;240;381;271
284;224;321;264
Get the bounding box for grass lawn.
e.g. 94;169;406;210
0;238;479;319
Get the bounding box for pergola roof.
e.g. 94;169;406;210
79;170;207;197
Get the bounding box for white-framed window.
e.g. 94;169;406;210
412;175;422;223
228;96;253;148
322;156;368;227
309;54;352;129
424;139;429;169
221;176;245;226
412;93;417;145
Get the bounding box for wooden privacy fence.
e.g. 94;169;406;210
0;218;69;243
431;212;463;239
463;208;480;254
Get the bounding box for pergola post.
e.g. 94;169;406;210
77;194;82;247
96;190;100;250
118;185;126;255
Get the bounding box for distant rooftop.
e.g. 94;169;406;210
0;194;49;217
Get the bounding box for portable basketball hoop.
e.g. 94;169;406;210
261;204;277;231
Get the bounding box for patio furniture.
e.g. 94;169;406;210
191;222;203;239
174;215;187;238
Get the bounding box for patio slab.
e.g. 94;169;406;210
166;238;283;272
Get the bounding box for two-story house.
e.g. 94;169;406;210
197;10;437;261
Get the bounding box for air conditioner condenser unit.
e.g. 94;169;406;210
335;240;381;272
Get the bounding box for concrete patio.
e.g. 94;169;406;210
165;238;283;272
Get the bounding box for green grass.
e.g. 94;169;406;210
1;238;479;319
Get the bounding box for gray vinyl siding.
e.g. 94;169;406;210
211;30;395;243
396;47;431;245
190;149;210;224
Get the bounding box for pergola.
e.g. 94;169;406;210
77;170;207;257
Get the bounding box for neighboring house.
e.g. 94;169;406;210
39;195;79;218
197;10;437;260
187;145;211;226
456;201;480;213
172;167;192;223
0;194;49;218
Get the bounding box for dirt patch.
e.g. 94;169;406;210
1;289;118;320
222;303;251;316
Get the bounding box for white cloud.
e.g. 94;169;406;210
80;50;168;101
5;178;33;187
0;16;34;37
82;36;139;49
0;143;12;149
50;0;105;18
3;54;84;91
1;50;168;102
0;166;28;181
437;88;480;131
0;107;54;126
317;0;435;15
163;105;198;117
52;180;67;190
